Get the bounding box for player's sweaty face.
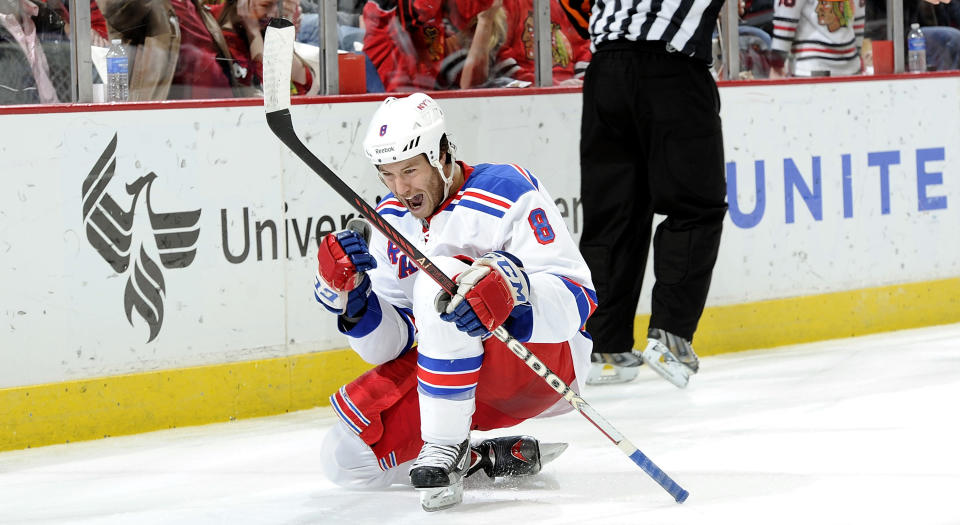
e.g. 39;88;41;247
378;154;445;219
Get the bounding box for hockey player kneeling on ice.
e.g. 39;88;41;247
314;93;596;511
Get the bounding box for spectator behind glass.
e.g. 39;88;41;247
297;0;388;93
97;0;257;100
491;0;591;87
0;0;70;104
915;0;960;70
770;0;865;77
89;0;111;46
298;0;366;51
362;0;499;91
210;0;319;95
863;0;959;71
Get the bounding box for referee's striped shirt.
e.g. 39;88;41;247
561;0;727;63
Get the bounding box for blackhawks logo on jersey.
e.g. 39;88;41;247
816;0;854;32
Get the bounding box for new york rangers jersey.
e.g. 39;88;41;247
772;0;865;77
342;161;596;396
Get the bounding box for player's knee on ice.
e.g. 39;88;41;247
320;422;411;488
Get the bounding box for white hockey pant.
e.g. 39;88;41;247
320;421;412;488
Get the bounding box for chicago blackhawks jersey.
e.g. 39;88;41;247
772;0;865;77
340;161;597;393
494;0;592;85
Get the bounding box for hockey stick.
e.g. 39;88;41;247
262;18;688;504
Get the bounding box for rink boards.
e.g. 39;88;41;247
1;76;959;450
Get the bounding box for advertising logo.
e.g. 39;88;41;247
81;134;201;342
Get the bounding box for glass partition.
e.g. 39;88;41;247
355;0;591;92
868;0;960;74
721;0;960;80
716;0;868;80
2;0;954;107
0;0;73;104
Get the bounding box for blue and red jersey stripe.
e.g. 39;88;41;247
558;276;598;331
329;386;371;436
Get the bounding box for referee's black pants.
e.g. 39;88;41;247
579;41;727;352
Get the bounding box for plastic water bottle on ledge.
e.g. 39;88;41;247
106;39;129;102
907;23;926;73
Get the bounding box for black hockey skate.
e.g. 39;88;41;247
466;435;568;479
410;439;470;512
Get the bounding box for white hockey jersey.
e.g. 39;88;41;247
339;162;597;391
772;0;865;77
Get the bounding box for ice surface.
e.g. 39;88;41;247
2;323;959;525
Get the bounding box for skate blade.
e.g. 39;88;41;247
585;363;639;385
641;344;691;389
539;442;568;466
417;479;464;512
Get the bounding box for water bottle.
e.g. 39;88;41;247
106;39;129;102
907;23;927;73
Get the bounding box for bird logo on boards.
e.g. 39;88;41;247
81;133;201;342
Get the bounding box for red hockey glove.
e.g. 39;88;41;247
317;229;376;291
435;251;531;336
315;228;377;317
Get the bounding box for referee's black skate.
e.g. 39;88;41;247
466;435;568;479
410;439;470;512
641;328;700;388
586;351;644;385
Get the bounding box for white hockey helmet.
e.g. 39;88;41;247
362;93;456;199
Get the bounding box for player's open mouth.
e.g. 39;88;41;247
407;194;424;210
